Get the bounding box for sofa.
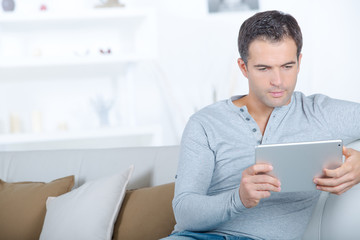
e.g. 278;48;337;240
0;140;360;240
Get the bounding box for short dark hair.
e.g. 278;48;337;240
238;10;302;64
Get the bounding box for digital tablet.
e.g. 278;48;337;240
255;140;343;192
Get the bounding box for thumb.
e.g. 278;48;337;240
343;146;348;156
343;146;353;159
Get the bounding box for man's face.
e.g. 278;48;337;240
238;37;301;109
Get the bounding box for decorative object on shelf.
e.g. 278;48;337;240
32;48;43;57
39;4;47;11
91;96;115;127
9;113;22;134
0;119;5;134
57;122;68;131
95;0;124;8
208;0;259;13
2;0;15;12
99;48;112;55
31;111;43;133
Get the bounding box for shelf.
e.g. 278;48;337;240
0;8;152;27
0;55;146;79
0;125;162;151
0;55;145;67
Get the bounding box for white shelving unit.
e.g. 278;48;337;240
0;8;160;149
0;8;157;79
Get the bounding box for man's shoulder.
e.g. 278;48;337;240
293;91;332;105
294;91;326;100
190;99;232;122
293;91;359;111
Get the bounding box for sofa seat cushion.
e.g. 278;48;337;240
0;175;74;240
114;182;176;240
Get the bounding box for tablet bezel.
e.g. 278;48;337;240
255;139;343;192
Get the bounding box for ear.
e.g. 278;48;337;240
238;58;248;78
297;53;302;74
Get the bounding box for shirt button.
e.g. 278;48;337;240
240;108;244;112
246;117;250;121
252;128;257;132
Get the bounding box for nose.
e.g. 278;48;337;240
270;69;282;87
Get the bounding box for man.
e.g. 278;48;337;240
164;10;360;240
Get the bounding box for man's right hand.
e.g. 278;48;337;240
239;163;281;208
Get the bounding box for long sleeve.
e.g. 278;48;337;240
172;117;245;232
312;95;360;143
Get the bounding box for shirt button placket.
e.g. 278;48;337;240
240;108;261;144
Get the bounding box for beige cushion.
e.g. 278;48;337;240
114;182;176;240
0;176;75;240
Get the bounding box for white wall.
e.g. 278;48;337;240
260;0;360;102
142;0;360;142
0;0;359;146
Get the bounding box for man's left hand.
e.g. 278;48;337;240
314;147;360;195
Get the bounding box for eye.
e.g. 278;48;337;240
284;65;293;69
258;67;267;71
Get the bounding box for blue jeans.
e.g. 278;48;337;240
161;231;255;240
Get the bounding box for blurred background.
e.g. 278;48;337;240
0;0;359;150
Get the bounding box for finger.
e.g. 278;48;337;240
343;147;355;159
252;174;281;188
249;189;272;200
257;190;272;199
322;163;351;178
343;146;348;158
314;172;353;187
254;183;281;192
317;180;353;194
245;163;273;175
336;185;352;195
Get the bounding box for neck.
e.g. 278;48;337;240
247;98;273;120
233;95;273;135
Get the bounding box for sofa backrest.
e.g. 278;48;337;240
302;139;360;240
0;145;180;190
2;140;360;240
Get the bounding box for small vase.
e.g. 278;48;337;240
2;0;15;12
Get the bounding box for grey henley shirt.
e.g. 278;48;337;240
172;91;360;240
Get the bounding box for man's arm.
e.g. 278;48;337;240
313;96;360;194
173;117;280;231
172;117;245;231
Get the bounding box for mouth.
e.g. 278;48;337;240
270;91;285;98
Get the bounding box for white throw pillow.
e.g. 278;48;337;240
39;165;134;240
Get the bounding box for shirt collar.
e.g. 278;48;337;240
227;93;295;114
